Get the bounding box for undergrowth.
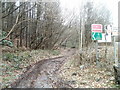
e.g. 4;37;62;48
1;49;60;88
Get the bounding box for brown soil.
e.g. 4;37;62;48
11;48;75;88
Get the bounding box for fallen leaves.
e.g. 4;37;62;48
59;62;115;88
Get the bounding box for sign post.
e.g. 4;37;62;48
96;41;99;65
91;24;103;66
114;36;118;66
110;26;118;66
112;27;118;66
113;2;120;84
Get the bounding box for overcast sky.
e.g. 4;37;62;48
60;0;119;27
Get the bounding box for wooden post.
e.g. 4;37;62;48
114;36;118;66
113;1;120;84
96;41;99;66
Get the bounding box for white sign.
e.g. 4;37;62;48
106;25;112;34
98;33;112;42
112;27;118;36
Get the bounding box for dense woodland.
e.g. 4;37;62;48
1;0;120;88
0;1;112;50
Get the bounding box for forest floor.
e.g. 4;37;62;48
1;46;120;88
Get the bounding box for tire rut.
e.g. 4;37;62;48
11;49;76;88
11;56;71;88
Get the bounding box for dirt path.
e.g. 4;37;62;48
11;49;75;88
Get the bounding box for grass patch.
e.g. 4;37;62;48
48;50;60;56
111;84;120;88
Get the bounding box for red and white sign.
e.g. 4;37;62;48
91;24;103;32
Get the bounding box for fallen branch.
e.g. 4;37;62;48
0;18;37;42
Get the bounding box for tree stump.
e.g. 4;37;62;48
113;65;120;84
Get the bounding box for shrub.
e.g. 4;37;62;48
0;31;14;47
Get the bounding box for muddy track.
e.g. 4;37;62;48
11;49;75;88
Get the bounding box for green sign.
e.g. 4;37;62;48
92;32;102;40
